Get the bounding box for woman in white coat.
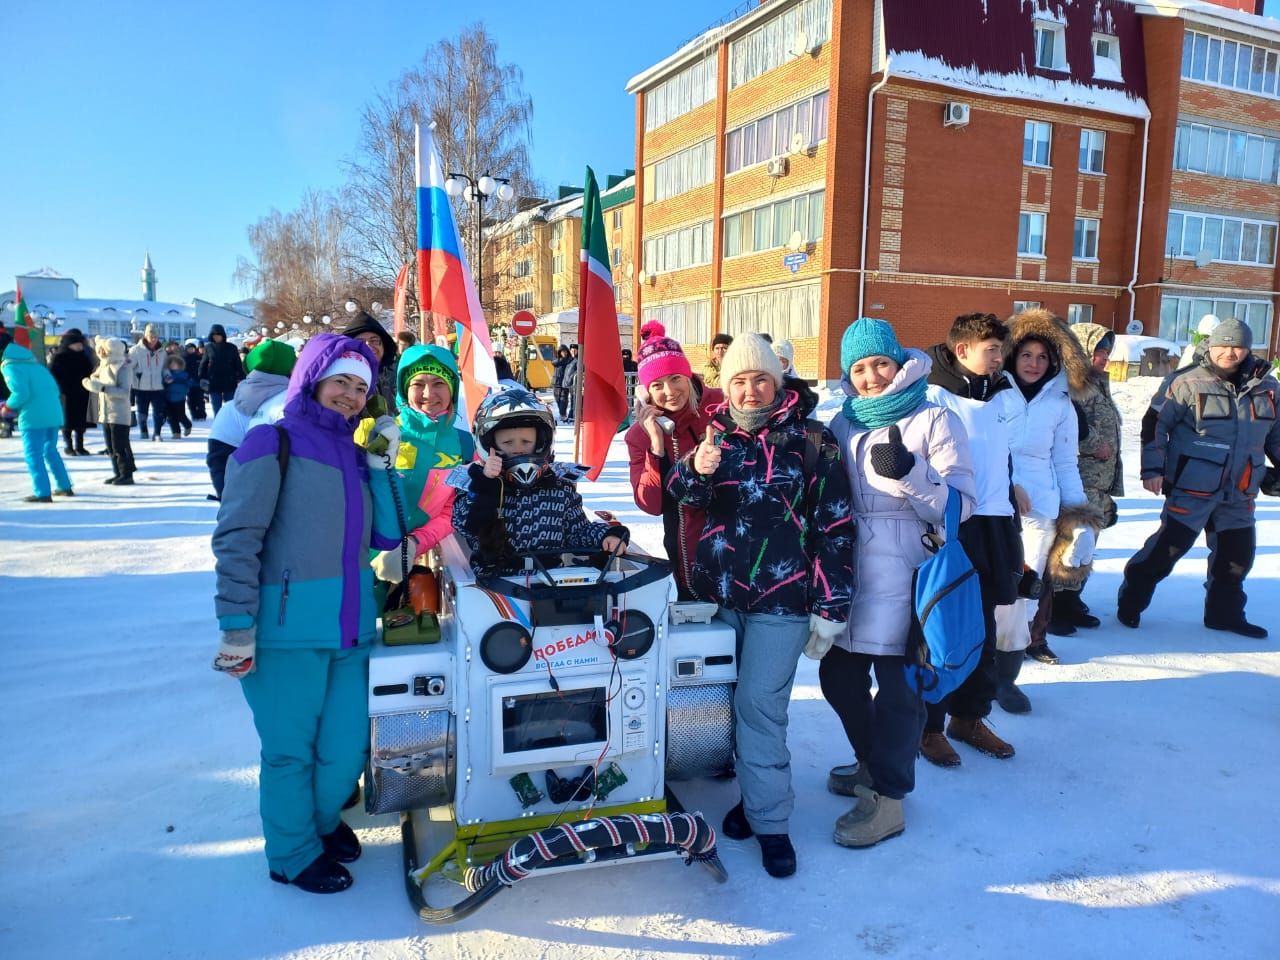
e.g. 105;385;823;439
820;318;976;849
999;309;1088;664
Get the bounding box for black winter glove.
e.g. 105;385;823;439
869;425;915;481
1261;465;1280;498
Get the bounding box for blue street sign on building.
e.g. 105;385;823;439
783;252;809;273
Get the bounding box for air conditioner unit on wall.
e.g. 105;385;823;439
943;102;970;127
766;156;789;178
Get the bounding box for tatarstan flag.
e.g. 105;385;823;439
11;282;31;348
575;167;627;481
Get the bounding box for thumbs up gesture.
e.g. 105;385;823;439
869;424;915;480
482;446;504;479
693;424;722;477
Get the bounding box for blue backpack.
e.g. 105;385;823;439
904;486;984;703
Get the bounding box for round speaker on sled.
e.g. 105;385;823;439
611;610;656;660
480;622;533;674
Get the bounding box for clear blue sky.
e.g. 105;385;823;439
0;0;735;306
3;0;1279;307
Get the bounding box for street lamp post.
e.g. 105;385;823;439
444;172;514;316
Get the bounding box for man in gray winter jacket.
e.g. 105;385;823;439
1118;319;1280;638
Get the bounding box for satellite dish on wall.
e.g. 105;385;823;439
790;30;809;58
1125;320;1144;335
625;262;635;279
786;230;805;252
1193;248;1214;269
790;131;808;155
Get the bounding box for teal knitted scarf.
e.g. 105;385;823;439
841;377;928;430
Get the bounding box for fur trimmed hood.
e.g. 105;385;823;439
1006;309;1098;403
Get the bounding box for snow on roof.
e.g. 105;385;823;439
625;0;784;92
888;50;1151;118
1131;0;1280;39
545;194;585;223
1111;333;1182;362
602;175;635;198
18;266;68;279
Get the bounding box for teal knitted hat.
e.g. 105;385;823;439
840;317;905;371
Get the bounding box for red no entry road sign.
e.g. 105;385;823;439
511;310;536;337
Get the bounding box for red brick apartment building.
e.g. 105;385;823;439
625;0;1279;380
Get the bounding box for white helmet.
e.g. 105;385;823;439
1197;314;1221;336
473;387;556;487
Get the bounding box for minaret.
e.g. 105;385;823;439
141;252;156;301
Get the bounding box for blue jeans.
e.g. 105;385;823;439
240;645;370;879
818;646;926;800
716;608;809;835
21;427;72;498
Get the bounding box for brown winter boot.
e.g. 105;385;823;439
919;731;962;768
947;717;1015;759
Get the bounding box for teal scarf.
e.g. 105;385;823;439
841;377;928;431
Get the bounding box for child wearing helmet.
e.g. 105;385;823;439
450;387;628;575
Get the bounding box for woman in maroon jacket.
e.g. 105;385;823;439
625;322;723;599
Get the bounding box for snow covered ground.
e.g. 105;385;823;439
1;377;1277;959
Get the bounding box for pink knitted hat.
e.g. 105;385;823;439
636;321;693;387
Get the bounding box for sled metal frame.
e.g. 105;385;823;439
402;797;680;924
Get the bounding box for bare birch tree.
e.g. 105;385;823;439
233;189;358;331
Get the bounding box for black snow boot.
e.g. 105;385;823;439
756;833;796;878
722;800;752;840
1204;618;1268;639
995;650;1031;713
1055;588;1100;629
320;822;361;863
270;854;352;894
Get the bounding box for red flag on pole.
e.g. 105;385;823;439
575;167;627;480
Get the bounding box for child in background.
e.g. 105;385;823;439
451;387;627;576
162;355;193;439
211;333;403;896
0;339;74;502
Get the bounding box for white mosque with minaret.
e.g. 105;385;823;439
0;254;254;344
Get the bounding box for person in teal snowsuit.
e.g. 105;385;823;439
211;334;403;895
0;341;73;502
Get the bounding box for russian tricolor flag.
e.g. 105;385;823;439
415;122;499;427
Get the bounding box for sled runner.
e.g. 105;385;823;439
366;536;736;923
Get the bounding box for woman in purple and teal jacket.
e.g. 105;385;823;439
211;333;403;895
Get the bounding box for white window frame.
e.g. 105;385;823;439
721;281;821;340
1181;29;1280;100
643;299;711;345
725;90;830;176
1067;303;1095;326
1018;212;1047;258
1013;300;1042;313
1167;209;1278;267
1079;129;1106;174
1023;120;1052;167
1160;293;1273;346
1034;21;1067;71
729;0;833;90
649;139;715;203
645;56;718;131
722;188;826;260
1173;119;1280;185
643;220;713;275
612;209;623;229
514;291;534;311
1073;217;1100;261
